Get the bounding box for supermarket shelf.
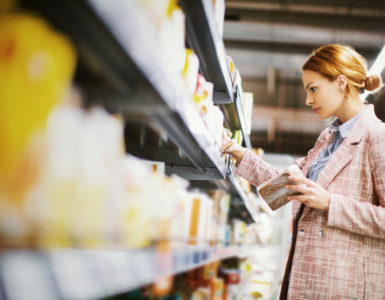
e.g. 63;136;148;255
23;0;227;180
190;167;258;224
228;172;259;224
234;86;252;149
179;0;234;104
84;0;227;179
219;89;252;149
178;0;252;148
0;246;260;300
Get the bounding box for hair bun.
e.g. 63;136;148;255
365;74;383;91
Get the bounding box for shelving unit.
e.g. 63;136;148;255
234;86;252;149
9;0;264;298
0;246;264;300
179;0;233;104
23;0;230;180
228;173;258;224
179;0;252;149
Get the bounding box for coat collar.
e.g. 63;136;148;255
329;109;362;138
319;104;376;145
345;104;377;144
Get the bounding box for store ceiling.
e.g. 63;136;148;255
223;0;385;155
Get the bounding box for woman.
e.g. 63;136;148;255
222;44;384;299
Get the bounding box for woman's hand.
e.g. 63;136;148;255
286;175;330;211
221;130;246;164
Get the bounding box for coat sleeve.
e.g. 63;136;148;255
232;126;327;187
233;149;280;187
327;125;385;240
233;146;315;187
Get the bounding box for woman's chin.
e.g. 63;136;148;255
318;113;330;121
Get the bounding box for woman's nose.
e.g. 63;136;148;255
305;95;313;106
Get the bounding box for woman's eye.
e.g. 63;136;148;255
310;87;317;92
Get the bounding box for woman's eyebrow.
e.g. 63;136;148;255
305;82;314;89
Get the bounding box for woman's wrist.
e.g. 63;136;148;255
232;147;246;164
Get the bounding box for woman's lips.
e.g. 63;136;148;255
312;107;320;113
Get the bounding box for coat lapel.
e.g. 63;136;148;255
316;141;356;189
292;200;302;219
315;104;376;189
302;130;331;176
300;104;376;217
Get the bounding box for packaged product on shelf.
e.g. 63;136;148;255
182;49;200;96
242;92;254;135
0;13;76;247
192;74;225;145
120;155;154;248
204;198;213;245
188;193;213;246
37;103;86;248
168;176;192;247
37;100;126;248
184;266;225;300
191;287;210;300
201;262;220;282
258;164;304;210
193;74;214;117
252;213;273;244
213;0;225;37
176;193;194;245
151;249;174;297
209;277;225;300
157;1;186;74
121;158;187;248
139;0;173;28
249;276;272;300
232;130;243;145
253;147;265;157
204;106;224;147
208;190;230;245
76;107;125;247
226;56;236;83
237;176;251;195
151;175;189;244
224;224;231;246
233;69;242;92
231;219;248;245
222;269;241;300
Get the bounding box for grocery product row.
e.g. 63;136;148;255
0;88;265;248
8;0;256;220
0;0;284;299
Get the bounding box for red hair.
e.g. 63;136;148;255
303;44;383;98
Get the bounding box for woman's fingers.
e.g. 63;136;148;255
288;175;316;187
287;194;312;204
222;129;232;143
286;183;308;194
221;140;235;152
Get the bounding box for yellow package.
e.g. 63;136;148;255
0;13;76;202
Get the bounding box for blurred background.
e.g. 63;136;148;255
224;0;385;155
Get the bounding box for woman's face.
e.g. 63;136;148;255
302;70;345;120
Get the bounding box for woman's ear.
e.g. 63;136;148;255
337;75;347;91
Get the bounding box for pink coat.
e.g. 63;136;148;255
235;105;385;299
